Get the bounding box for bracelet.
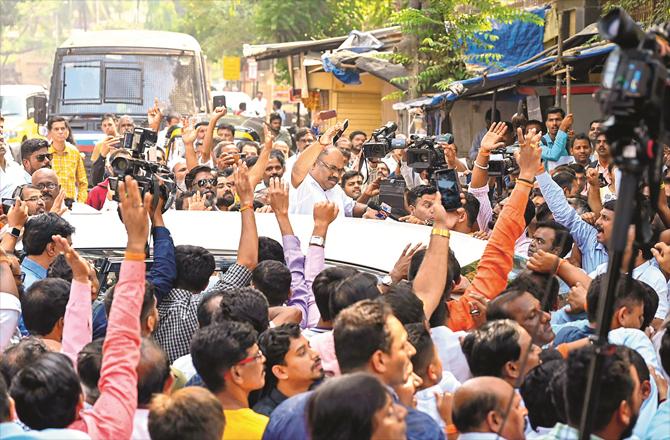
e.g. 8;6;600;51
318;136;330;146
431;228;451;238
517;177;535;185
473;161;489;170
516;180;534;189
124;251;146;261
239;204;254;212
446;424;459;435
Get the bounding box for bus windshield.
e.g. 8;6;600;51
55;53;202;116
0;95;25;118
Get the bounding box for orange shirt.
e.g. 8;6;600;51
448;183;532;331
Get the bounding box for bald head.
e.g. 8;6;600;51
452;377;513;433
31;168;60;210
311;147;345;190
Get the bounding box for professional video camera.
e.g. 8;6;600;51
108;127;177;212
405;134;447;170
488;144;520;177
362;122;407;159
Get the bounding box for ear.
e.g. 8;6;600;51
640;380;652;401
9;396;16;421
617;399;632;427
272;364;289;381
427;363;439;383
146;314;157;334
162;372;175;394
369;350;387;375
458;209;467;224
56;316;65;332
486;410;503;432
409;205;416;215
46;241;57;257
504;360;519;381
615;307;627;327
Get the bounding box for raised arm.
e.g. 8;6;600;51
470;122;507;190
202;107;227;165
85;176;149;440
53;235;93;365
249;123;276;188
291;123;342;188
147;98;162;132
1;198;28;254
182;123;199;171
234;162;259;270
146;197;176;303
585;167;603;216
526;250;592;289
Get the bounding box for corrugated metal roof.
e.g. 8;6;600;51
243;27;402;60
59;30;202;52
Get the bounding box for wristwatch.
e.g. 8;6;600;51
309;235;326;247
381;275;393;287
9;227;21;239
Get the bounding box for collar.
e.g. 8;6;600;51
21;256;48;277
547;423;604;440
268;387;289;405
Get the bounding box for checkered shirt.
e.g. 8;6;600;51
49;142;88;202
154;263;252;362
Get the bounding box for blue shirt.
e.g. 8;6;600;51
537;172;608;273
541;130;570;169
20;257;47;289
146;226;176;303
553;321;593;345
644;399;670;440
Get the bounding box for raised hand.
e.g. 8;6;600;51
317;122;344;147
586;167;600;188
581;212;598;226
390;243;426;283
212;106;227;120
363;176;382;198
52;234;90;283
118;176;151;253
516;127;543;178
526;249;560;274
268;177;289;216
566;282;587;314
7;198;28;228
50;189;68;216
651;242;670;274
187;191;210;211
234;161;254;206
147;97;163;129
313;201;339;228
433;192;464;230
467;292;489;328
182;124;197;145
479;122;507;154
434;391;454;426
263;122;276;149
559;113;574;133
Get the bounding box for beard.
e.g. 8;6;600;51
620;413;638;440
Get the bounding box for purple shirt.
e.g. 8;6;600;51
281;235;324;329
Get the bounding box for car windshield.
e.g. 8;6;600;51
0;95;25;117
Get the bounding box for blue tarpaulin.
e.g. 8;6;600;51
466;7;547;71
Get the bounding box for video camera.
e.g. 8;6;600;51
488;144;520;177
108;127;177;212
405;135;447;170
362;122;407;159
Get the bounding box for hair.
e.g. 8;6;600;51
454;388;504;433
185;165;213;190
0;337;47;389
628;349;650;385
520;359;566;430
408;248;460;327
258;236;286;264
197;291;225;328
20;138;50;161
535;220;574;257
586;274;646;323
252;260;291;307
77;338;104;404
307;373;389;440
312;267;359;322
463;193;481;228
240;141;260;154
553;172;576;194
340;170;363;187
544;106;565;119
566;345;635;432
258;323;302;397
571;133;592;149
523;197;536;228
348;130;367;141
535;203;553;222
215;287;270;334
640;282;659;330
10;352;81;430
0;375;10;423
269;112;282;124
137;338;171;406
590;119;602;128
217;123;235;135
552;165;576;176
406;185;437;207
333;299;393;374
382;282;426;325
603;199;617;212
487;290;526;322
295;128;312;142
104;280;157;328
330;273;380;318
503;271;559;312
269;149;286;166
21;278;70;336
174;245;216;292
23;213;75;256
191;321;258;393
461;319;522;378
525;119;545;132
101;113;116;124
406;323;435;379
46;116;66;131
149;387;224;440
485;108;502;123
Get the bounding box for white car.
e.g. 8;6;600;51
66;210;486;276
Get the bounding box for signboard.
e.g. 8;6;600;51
247;59;258;80
222;56;241;81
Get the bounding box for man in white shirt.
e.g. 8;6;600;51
0;138;52;199
250;91;267;117
289;122;376;218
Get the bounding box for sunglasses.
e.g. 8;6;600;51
35;153;53;162
196;178;217;187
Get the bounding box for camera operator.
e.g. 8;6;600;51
86;149;132;211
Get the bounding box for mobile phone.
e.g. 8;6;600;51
434;169;461;211
598;173;608;188
332;119;349;145
1;198;15;214
318;109;337;120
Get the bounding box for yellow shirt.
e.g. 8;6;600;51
49;142;88;202
222;408;269;440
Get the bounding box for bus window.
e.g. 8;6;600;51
105;66;143;104
63;61;101;103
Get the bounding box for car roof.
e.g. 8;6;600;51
0;84;46;96
58;30;202;52
65;210;486;273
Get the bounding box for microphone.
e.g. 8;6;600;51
367;201;399;221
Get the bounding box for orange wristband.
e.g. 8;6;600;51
446;424;459;435
239;204;253;212
124;251;146;261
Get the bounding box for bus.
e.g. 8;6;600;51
48;30;211;163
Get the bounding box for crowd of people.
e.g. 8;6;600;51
0;95;669;440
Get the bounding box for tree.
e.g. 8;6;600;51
389;0;543;98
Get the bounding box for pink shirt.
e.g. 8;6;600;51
69;260;145;440
61;279;93;365
310;331;340;377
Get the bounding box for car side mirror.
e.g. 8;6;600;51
213;95;226;109
27;93;48;125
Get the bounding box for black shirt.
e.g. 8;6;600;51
252;387;289;417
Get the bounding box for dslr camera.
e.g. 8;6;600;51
488;144;519;177
108;127;176;212
362;122;407;159
405;135;448;170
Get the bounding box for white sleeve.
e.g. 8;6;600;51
0;293;21;351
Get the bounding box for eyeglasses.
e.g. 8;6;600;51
35;153;53;162
34;182;57;190
23;196;44;203
318;159;345;175
237;349;264;366
14;272;25;283
196;178;217;187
